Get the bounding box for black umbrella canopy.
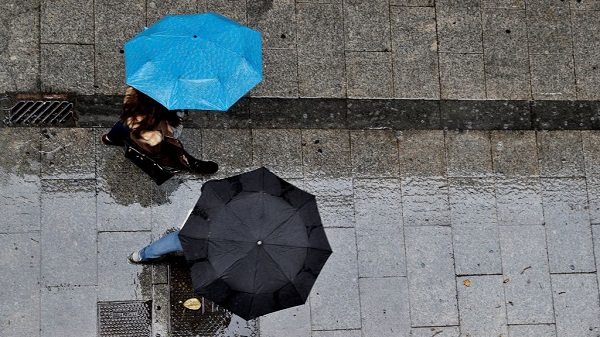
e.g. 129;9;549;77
178;167;332;320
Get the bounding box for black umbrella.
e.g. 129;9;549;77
178;167;332;320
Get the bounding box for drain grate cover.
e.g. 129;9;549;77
4;100;74;125
98;300;152;337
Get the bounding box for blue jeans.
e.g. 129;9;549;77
106;120;130;144
139;231;183;260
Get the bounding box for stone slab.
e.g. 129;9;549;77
246;98;347;129
248;0;296;49
151;283;169;337
94;51;126;95
251;49;299;98
526;2;573;54
146;0;198;24
439;53;486;100
252;129;303;178
508;324;557;337
258;305;311;337
40;128;96;179
204;0;247;24
404;226;459;326
94;0;145;53
491;130;539;176
41;285;97;337
532;101;600;130
343;0;390;51
583;130;600;176
312;330;361;337
41;0;93;44
390;0;435;5
586;178;600;225
398;130;446;177
96;174;153;232
347;100;441;130
40;44;95;94
594;225;600;292
495;177;544;226
449;177;497;229
150;179;205;239
482;0;525;8
457;275;508;336
453;227;502;275
537;131;585;177
441;100;531;130
354;179;405;277
446;131;492;177
401;177;451;226
499;226;554;324
302;129;351;178
346;51;393;98
304;178;354;228
310;228;361;330
410;327;460;337
436;5;483;53
359;277;410;336
201;129;253;178
551;274;600;336
530;53;576;101
350;130;399;177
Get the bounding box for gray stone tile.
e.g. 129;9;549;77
499;226;554;324
391;0;435;5
410;327;460;337
526;2;573;54
251;48;299;98
40;285;97;337
495;177;544;226
41;0;93;44
312;330;361;337
350;130;399;177
40;44;95;94
398;130;446;177
302;129;351;178
542;178;595;273
446;131;492;177
344;0;390;51
482;0;525;8
530;53;576;100
359;277;410;336
537;131;585;177
304;178;354;228
354;179;405;277
436;5;483;53
454;227;502;275
491;130;539;176
41;179;97;286
390;6;440;99
582;130;600;176
146;0;198;25
298;50;346;98
97;174;153;232
572;10;600;100
457;275;508;336
574;50;600;101
204;0;247;24
252;129;303;178
346;52;393;98
594;225;600;292
405;226;459;326
152;283;169;337
95;129;136;175
586;178;600;225
95;51;126;95
508;324;557;337
439;53;486;100
95;0;145;52
201;129;253;178
402;177;451;226
551;274;600;336
449;177;497;228
150;179;205;239
0;232;40;337
310;228;361;330
98;231;152;301
248;0;296;49
441;100;532;131
40;128;96;179
259;305;311;337
570;0;600;10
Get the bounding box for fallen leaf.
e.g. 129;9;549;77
463;279;470;287
183;298;201;310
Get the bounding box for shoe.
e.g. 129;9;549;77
128;250;143;264
190;159;219;175
101;134;123;146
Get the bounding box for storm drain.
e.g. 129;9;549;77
98;300;152;337
4;100;74;125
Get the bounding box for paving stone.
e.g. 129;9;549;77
572;10;600;100
582;131;600;176
302;129;351;178
441;100;531;130
346;52;393;98
526;2;573;54
40;44;95;94
0;232;40;337
390;0;435;5
150;179;205;239
359;277;410;336
398;130;446;177
251;48;299;98
298;50;346;97
542;178;595;273
594;225;600;291
252;129;303;178
530;53;576;100
201;129;253;178
570;0;600;10
531;101;600;130
246;98;347;129
41;179;97;286
40;128;96;179
449;177;497;228
97;174;153;231
354;179;405;277
312;330;361;337
495;177;544;226
507;324;557;337
499;226;554;324
436;5;483;53
304;178;354;228
41;0;93;44
537;131;585;177
152;283;169;337
402;177;451;226
204;0;248;24
390;6;440;99
259;305;311;337
347;100;441;130
95;0;145;53
453;227;502;275
350;130;399;177
94;51;126;95
344;0;390;51
586;178;600;225
457;275;508;336
446;131;492;177
248;0;296;49
482;0;525;8
146;0;198;24
551;274;600;336
410;327;460;337
405;226;459;326
491;130;539;176
310;228;361;330
439;53;486;100
41;285;97;337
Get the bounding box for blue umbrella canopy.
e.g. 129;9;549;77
125;12;262;111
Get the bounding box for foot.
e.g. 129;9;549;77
101;134;123;146
190;159;219;175
127;250;143;264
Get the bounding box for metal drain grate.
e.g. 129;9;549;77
4;100;73;125
98;300;152;337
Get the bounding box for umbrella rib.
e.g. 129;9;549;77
262;195;317;242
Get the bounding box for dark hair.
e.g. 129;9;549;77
121;88;181;138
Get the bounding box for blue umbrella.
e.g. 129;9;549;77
125;12;262;111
